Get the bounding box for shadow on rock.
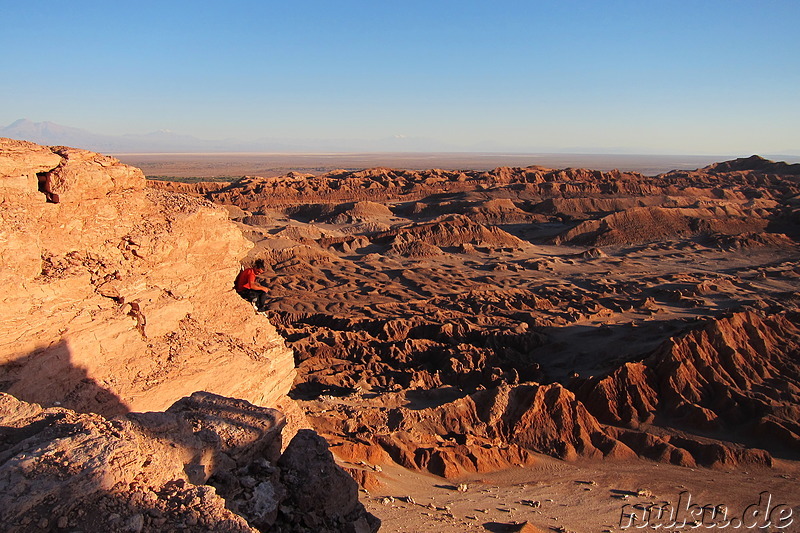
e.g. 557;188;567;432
0;339;129;416
0;391;380;532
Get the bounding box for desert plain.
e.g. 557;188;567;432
140;152;800;532
119;152;795;180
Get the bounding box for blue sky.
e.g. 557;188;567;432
2;1;798;154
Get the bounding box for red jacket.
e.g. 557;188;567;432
235;268;256;292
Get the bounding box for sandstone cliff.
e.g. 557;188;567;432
0;138;295;419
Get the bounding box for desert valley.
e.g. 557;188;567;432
1;139;799;532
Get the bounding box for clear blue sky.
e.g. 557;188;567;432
2;0;798;154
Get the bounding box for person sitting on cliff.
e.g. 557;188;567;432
235;259;269;311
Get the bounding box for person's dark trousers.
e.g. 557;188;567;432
237;288;268;310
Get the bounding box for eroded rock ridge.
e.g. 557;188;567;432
151;154;800;478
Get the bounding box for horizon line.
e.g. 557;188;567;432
110;150;766;158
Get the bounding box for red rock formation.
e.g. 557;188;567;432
151;165;659;210
376;214;526;249
321;383;633;477
145;154;800;479
388;239;444;258
553;205;768;246
325;376;777;476
703;154;800;175
576;311;800;455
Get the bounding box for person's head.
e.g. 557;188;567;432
253;258;265;273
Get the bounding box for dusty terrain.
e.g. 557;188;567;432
151;155;800;530
117;152;753;179
361;457;800;532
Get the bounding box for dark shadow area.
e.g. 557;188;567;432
0;339;129;416
525;320;680;383
404;387;472;411
482;521;532;532
290;381;359;401
499;222;567;243
36;171;60;203
0;409;69;451
1;383;376;532
127;392;285;485
610;489;640;497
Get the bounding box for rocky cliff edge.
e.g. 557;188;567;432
0;138;296;418
0;139;379;531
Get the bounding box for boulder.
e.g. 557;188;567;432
277;429;381;532
0;392;374;533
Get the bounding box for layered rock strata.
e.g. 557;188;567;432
0;138;295;418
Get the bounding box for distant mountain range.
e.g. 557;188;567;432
3;119;799;157
0;119;455;153
0;119;256;153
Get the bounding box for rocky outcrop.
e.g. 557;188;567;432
388;239;444;258
702;154;800;175
0;139;377;531
150;166;658;210
0;138;296;418
376;214;526;249
315;378;772;478
277;430;381;532
575;311;800;456
0;392;379;533
382;383;635;466
553;205;769;246
325;201;395;224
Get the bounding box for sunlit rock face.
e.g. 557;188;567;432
0;138;295;417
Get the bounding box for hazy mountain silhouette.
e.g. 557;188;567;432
0;119;243;153
0;119;455;153
6;119;796;156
